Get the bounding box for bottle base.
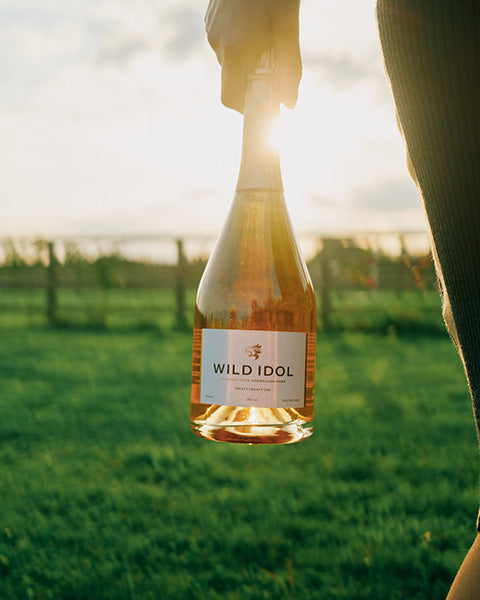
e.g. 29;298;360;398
191;420;313;445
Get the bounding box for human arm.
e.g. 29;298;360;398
205;0;302;112
446;534;480;600
376;0;480;594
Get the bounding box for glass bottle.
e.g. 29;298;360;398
190;50;316;444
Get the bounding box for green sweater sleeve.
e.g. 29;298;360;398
376;0;480;527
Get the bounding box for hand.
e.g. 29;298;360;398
205;0;302;113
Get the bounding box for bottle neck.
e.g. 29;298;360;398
235;71;283;192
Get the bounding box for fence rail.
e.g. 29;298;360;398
0;232;436;327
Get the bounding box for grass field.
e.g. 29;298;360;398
1;292;479;599
0;287;447;333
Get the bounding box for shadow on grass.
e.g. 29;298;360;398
44;315;448;341
46;316;170;335
320;314;448;338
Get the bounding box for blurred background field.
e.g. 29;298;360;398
0;231;441;332
1;235;479;599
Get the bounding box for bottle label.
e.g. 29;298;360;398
200;329;306;408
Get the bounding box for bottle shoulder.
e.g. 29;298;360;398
196;190;316;322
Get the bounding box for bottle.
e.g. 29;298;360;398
190;49;316;444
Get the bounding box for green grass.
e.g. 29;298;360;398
0;294;479;599
0;288;198;330
324;290;444;334
0;287;445;335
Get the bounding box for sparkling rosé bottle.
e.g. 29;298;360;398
190;51;316;444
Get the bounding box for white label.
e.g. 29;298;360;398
200;329;306;408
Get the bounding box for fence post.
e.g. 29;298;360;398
46;241;58;324
175;239;187;328
320;238;334;327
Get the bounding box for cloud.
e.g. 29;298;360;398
350;177;420;213
162;7;205;62
96;36;150;67
303;50;384;90
310;194;341;209
93;5;206;68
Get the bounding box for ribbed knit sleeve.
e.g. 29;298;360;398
376;0;480;529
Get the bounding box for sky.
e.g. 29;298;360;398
1;0;427;249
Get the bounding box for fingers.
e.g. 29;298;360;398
220;57;249;113
272;0;302;109
205;0;302;112
221;42;268;112
206;0;269;112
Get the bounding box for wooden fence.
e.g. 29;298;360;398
0;232;435;327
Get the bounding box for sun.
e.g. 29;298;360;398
268;112;283;151
267;101;319;194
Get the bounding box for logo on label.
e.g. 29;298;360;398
245;344;262;360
